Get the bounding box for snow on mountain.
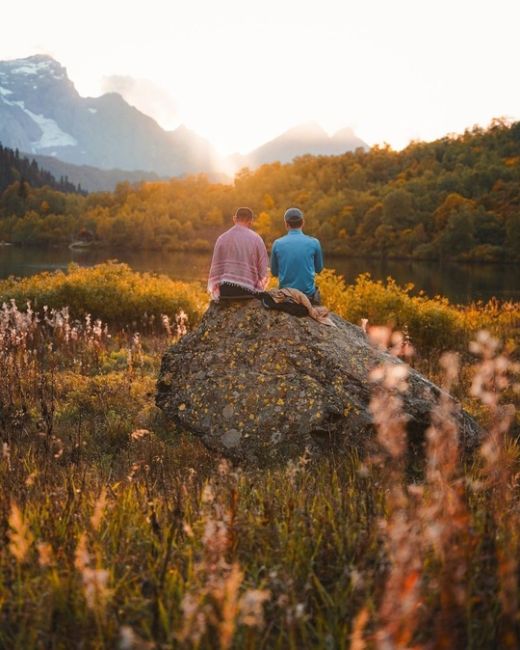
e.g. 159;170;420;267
0;54;367;180
0;54;219;175
1;95;77;149
5;55;65;74
20;105;77;149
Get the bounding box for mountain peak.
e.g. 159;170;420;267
0;52;367;180
0;54;67;80
25;53;59;64
229;122;368;170
333;126;355;139
284;121;328;139
171;124;196;137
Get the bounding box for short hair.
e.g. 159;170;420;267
234;207;254;221
286;216;303;228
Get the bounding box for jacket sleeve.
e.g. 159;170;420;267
270;242;279;277
314;240;324;273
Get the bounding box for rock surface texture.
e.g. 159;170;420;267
156;300;481;464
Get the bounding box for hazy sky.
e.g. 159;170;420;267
1;0;519;154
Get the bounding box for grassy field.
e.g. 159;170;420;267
0;264;519;648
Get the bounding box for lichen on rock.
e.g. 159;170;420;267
156;299;481;465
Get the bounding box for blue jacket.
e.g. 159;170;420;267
270;229;324;296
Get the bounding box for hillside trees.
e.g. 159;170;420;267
0;120;519;260
383;189;415;228
506;213;520;260
0;143;79;194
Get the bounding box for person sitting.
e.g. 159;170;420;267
270;207;324;305
208;207;268;300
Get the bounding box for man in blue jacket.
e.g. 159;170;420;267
270;207;324;304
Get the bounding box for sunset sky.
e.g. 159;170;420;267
1;0;519;154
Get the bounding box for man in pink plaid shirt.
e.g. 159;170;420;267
208;207;268;301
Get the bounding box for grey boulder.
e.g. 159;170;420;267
156;299;481;465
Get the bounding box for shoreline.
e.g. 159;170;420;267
1;242;519;267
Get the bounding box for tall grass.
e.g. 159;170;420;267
0;265;519;648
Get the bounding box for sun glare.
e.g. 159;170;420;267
0;0;519;154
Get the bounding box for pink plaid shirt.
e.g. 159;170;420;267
208;224;268;299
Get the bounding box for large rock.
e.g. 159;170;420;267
156;300;481;464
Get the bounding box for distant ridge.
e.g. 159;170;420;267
229;122;368;171
0;142;79;194
29;154;164;192
0;54;368;180
0;55;219;176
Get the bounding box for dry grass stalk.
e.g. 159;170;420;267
90;486;107;532
177;472;270;648
420;351;471;648
470;331;520;649
8;502;34;563
368;327;424;650
74;532;111;612
36;541;54;567
350;606;369;650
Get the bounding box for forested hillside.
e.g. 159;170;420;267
0;144;79;195
0;119;519;261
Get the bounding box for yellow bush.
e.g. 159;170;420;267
318;269;519;352
1;262;518;353
0;261;208;328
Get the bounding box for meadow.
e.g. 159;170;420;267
0;263;519;649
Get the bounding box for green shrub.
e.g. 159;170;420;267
1;262;518;354
318;269;519;352
0;261;208;328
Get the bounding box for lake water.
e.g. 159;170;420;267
0;245;519;305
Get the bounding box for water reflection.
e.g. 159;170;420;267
0;246;518;305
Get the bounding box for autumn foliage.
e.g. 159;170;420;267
1;119;520;263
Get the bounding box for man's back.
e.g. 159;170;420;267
217;223;264;261
271;229;323;296
208;222;268;298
